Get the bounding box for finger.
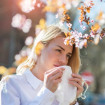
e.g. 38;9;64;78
72;74;82;80
45;67;65;74
51;71;63;80
69;81;83;90
53;78;62;84
46;67;65;77
69;78;82;86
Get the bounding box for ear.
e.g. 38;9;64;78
34;42;44;56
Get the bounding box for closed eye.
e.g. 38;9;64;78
66;54;72;59
56;49;62;53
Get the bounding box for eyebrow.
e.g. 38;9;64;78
56;45;65;51
56;45;72;55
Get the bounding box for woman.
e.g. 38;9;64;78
0;25;84;105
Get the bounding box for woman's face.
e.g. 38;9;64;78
38;36;73;72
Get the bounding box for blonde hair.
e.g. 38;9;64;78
16;25;81;74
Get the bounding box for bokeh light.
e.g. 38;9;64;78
25;36;34;46
11;13;32;33
19;0;36;13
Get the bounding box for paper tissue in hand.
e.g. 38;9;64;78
55;66;77;105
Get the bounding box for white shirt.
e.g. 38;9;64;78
0;69;59;105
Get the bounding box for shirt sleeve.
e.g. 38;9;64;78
0;76;20;105
0;77;55;105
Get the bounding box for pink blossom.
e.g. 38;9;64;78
79;39;87;49
91;19;94;23
66;23;72;28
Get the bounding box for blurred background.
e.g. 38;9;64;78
0;0;105;104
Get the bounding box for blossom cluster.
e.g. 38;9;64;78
62;0;105;48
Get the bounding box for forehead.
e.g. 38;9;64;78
49;36;65;44
47;36;73;52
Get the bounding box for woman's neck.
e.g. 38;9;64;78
31;64;44;81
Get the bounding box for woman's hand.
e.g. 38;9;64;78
44;67;65;93
69;73;84;98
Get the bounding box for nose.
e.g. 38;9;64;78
58;55;68;65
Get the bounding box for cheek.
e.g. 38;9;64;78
41;49;57;67
45;50;56;61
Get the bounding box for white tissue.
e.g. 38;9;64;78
55;66;77;105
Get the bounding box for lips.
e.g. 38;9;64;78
54;65;61;67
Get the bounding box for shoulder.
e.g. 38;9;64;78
0;74;26;91
1;74;25;83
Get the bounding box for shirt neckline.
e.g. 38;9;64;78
23;68;43;90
